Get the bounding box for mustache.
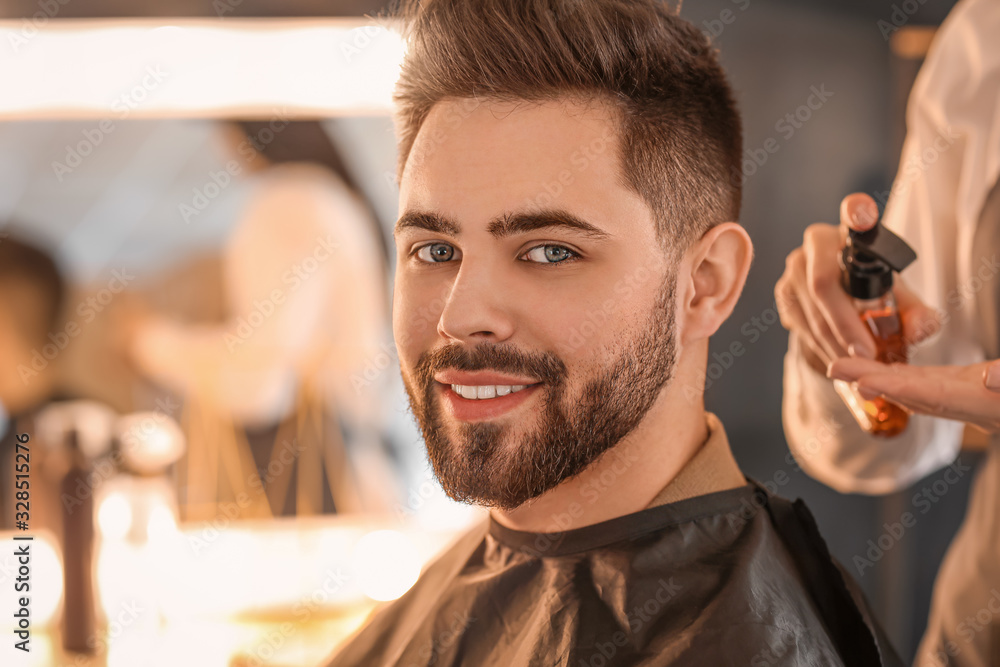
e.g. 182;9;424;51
414;341;566;386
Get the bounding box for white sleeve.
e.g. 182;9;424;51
782;0;1000;494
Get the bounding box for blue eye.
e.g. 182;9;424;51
521;245;580;264
415;242;459;263
411;243;580;265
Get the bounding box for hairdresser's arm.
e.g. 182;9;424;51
777;199;958;494
777;0;1000;492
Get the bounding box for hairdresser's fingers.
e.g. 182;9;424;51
829;359;1000;433
894;278;942;345
839;192;880;243
802;222;875;359
776;267;834;372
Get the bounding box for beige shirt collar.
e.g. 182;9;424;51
645;411;747;508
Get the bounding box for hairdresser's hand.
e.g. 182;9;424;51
775;192;941;374
828;358;1000;433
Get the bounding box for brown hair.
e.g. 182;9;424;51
389;0;743;251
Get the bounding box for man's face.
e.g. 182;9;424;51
394;98;680;510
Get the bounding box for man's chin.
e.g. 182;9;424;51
433;464;571;513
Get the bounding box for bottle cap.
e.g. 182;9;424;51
839;222;917;299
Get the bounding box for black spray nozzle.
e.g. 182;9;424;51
840;221;917;300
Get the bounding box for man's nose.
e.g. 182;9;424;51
437;261;516;344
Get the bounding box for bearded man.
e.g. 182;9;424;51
323;0;902;664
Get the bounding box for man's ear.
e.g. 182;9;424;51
677;222;753;345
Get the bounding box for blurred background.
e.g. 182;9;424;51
0;0;976;665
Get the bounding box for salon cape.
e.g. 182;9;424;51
324;415;901;666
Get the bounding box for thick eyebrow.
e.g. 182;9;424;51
394;209;611;241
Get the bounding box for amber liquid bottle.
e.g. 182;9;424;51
855;294;909;436
835;221;918;438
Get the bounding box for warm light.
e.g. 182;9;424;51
116;412;186;475
0;18;406;120
98;492;133;540
147;503;178;544
352;530;421;602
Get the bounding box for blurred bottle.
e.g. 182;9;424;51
60;427;97;653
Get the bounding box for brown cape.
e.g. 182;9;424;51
323;482;902;666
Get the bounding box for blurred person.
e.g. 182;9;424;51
776;0;1000;664
125;121;400;516
0;232;70;530
324;1;902;665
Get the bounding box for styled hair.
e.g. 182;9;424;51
389;0;743;251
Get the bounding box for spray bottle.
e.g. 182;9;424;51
832;218;917;437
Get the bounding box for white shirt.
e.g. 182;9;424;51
783;0;1000;495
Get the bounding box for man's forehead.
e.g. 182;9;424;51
409;97;617;169
399;97;633;226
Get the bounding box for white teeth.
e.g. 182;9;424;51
450;384;533;399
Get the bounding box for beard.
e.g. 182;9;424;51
400;269;678;511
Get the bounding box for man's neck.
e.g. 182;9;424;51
490;372;710;533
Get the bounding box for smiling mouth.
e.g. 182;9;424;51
444;382;543;400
